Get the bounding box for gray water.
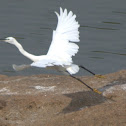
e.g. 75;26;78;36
0;0;126;76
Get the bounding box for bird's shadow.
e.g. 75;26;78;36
61;77;126;114
61;90;106;114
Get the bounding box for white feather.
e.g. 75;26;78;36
47;8;80;65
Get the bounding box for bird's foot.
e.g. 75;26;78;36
93;88;102;95
95;74;105;79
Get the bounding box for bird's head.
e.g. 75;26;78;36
0;37;16;45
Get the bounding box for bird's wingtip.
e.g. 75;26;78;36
55;11;59;18
60;7;63;10
60;7;63;14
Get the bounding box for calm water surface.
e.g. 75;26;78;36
0;0;126;76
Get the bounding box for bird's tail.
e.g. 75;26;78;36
13;64;30;71
66;64;79;75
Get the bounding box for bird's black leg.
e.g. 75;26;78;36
79;65;105;78
79;65;95;75
69;74;102;94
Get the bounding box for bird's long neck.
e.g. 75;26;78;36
13;40;38;62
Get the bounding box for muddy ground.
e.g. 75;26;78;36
0;70;126;126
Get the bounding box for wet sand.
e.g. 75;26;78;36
0;70;126;126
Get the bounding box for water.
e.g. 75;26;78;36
0;0;126;76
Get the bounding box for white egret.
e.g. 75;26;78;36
0;8;103;94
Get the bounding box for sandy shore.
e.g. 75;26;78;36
0;70;126;126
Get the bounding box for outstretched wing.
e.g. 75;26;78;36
31;8;80;69
47;7;80;65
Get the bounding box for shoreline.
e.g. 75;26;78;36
0;70;126;126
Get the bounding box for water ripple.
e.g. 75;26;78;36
80;25;119;30
92;51;126;56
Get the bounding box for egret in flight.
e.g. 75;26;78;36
0;8;103;94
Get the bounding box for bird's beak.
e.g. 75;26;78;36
0;38;6;41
